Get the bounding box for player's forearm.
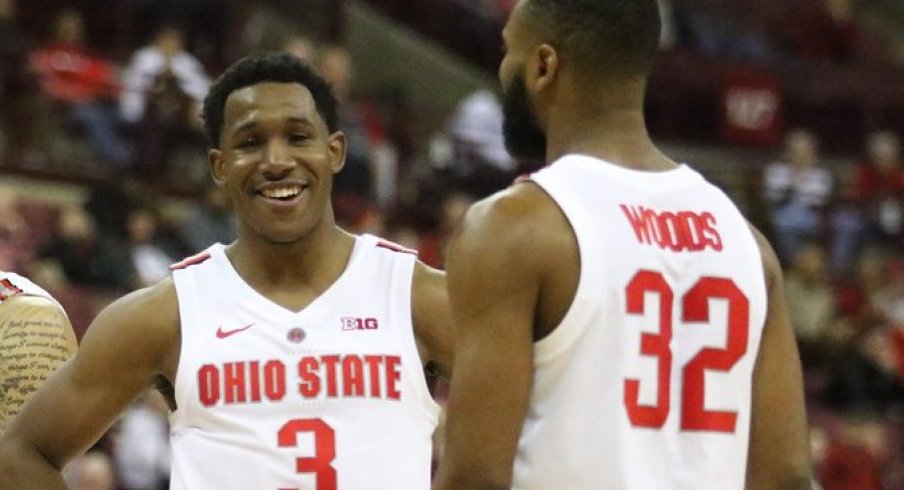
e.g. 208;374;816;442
0;440;68;489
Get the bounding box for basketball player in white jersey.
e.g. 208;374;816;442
0;53;453;489
0;271;77;433
434;1;812;489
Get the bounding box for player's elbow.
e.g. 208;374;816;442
0;436;59;488
0;438;30;485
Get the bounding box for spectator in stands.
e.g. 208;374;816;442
874;258;904;328
495;0;517;18
241;2;308;54
854;130;904;247
113;393;171;490
784;242;838;366
65;451;116;490
0;0;35;160
125;208;175;288
316;45;378;201
672;0;771;60
0;191;28;271
38;205;133;293
334;194;384;236
787;0;861;64
447;89;518;197
179;184;235;253
828;173;866;275
657;0;678;49
283;35;318;64
818;413;888;490
120;24;209;176
825;325;904;415
835;248;888;330
416;191;475;268
30;9;131;168
0;0;22;99
764;129;834;265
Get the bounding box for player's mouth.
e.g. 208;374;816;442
253;182;309;210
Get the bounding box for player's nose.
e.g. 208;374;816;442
260;139;295;177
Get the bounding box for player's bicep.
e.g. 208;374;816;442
746;229;812;490
437;198;538;489
2;285;176;468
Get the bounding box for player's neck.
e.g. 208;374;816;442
545;109;675;172
228;219;356;290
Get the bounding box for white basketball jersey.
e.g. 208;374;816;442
513;155;767;489
170;235;439;490
0;272;61;307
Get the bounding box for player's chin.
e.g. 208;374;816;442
259;216;322;243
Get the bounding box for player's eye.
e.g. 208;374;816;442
235;137;260;149
288;133;310;145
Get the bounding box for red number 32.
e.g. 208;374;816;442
624;270;749;433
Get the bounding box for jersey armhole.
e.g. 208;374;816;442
527;174;601;364
396;257;441;424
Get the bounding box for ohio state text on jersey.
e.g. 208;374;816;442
170;235;438;490
513;155;767;490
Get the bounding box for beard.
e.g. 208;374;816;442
502;69;547;165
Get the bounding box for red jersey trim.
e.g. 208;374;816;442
170;251;213;270
513;174;532;185
0;278;24;302
376;240;418;256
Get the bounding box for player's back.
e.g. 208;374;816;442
513;155;767;489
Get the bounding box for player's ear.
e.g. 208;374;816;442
532;44;558;94
208;149;226;186
327;131;347;174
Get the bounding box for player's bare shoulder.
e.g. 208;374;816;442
456;180;573;263
449;181;579;339
79;277;181;380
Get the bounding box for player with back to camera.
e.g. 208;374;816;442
433;0;812;489
0;52;453;490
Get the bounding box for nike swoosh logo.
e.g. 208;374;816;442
216;323;255;339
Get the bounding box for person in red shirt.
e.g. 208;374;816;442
29;10;131;167
854;131;904;246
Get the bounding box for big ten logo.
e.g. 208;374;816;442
340;317;380;331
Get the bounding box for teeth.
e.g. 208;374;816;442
261;186;301;199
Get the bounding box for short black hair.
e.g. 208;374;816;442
202;52;339;148
524;0;661;79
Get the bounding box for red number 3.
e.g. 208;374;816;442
278;418;337;490
624;270;749;433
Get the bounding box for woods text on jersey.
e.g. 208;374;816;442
620;204;723;252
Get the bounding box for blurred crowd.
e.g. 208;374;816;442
452;0;904;65
760;128;904;489
1;0;903;489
